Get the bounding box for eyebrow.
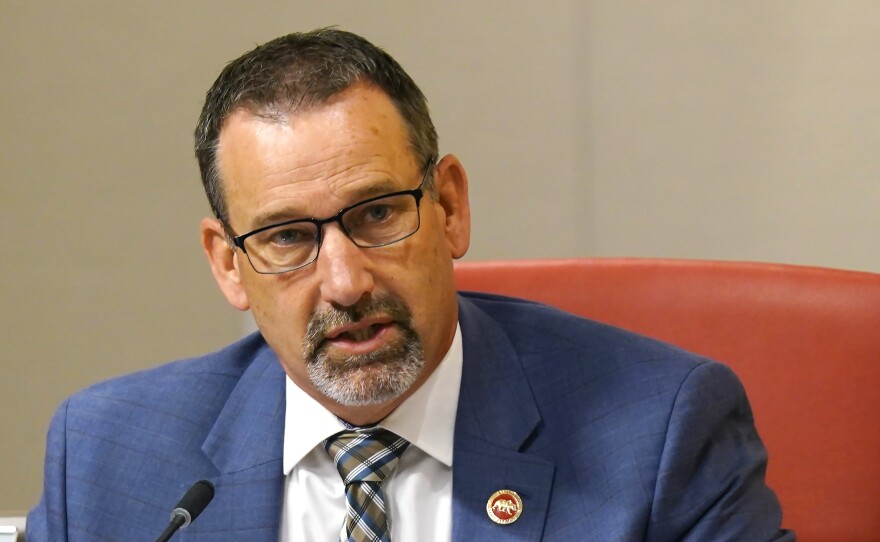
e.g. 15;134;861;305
248;178;402;230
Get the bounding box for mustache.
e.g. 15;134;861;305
303;294;414;359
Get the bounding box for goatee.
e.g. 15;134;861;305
303;294;425;406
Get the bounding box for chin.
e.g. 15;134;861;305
310;354;425;407
307;320;427;407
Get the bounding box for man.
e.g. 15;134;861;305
28;29;794;541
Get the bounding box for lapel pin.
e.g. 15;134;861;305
486;489;523;525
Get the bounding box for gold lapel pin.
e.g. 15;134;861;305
486;489;523;525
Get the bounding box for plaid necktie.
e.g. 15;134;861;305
324;428;411;542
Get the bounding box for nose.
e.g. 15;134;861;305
315;223;375;307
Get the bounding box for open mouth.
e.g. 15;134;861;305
304;296;415;362
323;319;396;347
337;324;383;342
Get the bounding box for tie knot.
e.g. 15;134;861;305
324;428;410;485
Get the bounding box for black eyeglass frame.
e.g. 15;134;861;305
223;160;437;274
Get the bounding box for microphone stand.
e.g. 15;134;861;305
152;480;214;542
153;515;186;542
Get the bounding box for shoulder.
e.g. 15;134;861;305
455;293;785;539
73;332;264;397
61;333;270;441
457;291;740;430
31;333;280;538
458;291;710;376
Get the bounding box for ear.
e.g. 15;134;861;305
200;217;250;311
431;154;471;259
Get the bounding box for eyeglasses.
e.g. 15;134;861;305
225;162;435;274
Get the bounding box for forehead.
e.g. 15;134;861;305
216;85;420;228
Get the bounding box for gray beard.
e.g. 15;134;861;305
303;295;426;406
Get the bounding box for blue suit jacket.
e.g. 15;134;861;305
28;293;794;541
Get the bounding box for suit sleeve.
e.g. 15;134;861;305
646;361;796;541
26;399;70;542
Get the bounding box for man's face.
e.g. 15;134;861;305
202;84;470;423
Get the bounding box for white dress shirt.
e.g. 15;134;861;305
280;324;462;541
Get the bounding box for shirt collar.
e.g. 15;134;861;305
283;323;462;474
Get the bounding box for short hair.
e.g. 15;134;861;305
194;28;439;223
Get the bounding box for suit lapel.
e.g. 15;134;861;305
180;299;556;541
453;297;555;541
188;341;286;541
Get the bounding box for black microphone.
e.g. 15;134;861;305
154;480;215;542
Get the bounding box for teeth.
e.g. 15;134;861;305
346;325;377;342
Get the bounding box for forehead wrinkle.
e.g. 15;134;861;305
218;91;421;231
263;156;391;200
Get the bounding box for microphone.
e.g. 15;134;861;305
154;480;215;542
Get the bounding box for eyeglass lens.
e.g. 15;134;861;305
243;191;421;273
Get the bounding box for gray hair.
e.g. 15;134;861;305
194;28;439;223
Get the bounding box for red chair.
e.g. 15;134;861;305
454;257;880;541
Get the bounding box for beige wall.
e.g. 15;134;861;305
2;1;878;514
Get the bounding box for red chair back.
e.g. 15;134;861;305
454;257;880;541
